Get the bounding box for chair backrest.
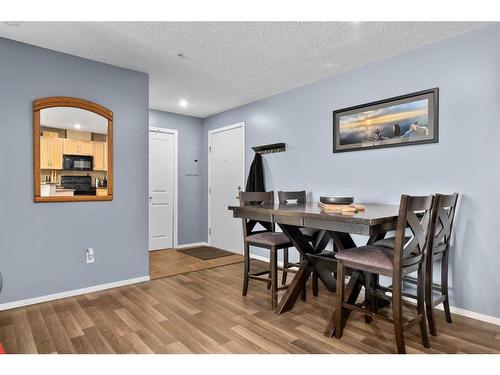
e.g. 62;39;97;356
278;190;306;204
238;191;274;207
238;191;275;237
393;195;435;276
428;193;459;257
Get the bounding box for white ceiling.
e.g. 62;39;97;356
0;22;489;118
41;107;108;134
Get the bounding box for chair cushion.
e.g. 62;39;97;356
374;236;411;249
335;245;394;273
246;232;292;247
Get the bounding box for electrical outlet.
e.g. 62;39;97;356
86;248;95;264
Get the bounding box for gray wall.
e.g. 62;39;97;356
0;38;150;304
149;110;204;245
202;24;500;318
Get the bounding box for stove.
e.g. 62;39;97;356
61;176;96;196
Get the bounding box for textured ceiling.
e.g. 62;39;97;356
0;22;489;118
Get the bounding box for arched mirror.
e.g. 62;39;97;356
33;97;113;202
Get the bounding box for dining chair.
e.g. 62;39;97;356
239;191;294;311
334;194;434;354
375;193;459;336
278;190;321;298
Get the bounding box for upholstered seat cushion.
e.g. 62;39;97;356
374;236;411;249
335;245;394;273
246;232;292;247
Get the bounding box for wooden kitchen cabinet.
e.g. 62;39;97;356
96;188;108;196
40;137;63;169
92;141;107;171
63;139;79;155
40;138;49;169
50;139;63;169
64;139;92;156
79;141;92;155
104;141;108;170
42;131;59;138
66;130;91;141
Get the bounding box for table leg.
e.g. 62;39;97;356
314;229;331;251
276;259;314;313
312;272;319;297
311;229;331;295
275;224;321;314
276;226;387;323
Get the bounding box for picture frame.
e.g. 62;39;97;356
332;88;439;153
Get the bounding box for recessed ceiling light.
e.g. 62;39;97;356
74;123;81;129
179;99;188;108
4;21;22;27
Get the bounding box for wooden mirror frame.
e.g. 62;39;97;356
33;97;113;203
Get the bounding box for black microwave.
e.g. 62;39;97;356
63;155;93;171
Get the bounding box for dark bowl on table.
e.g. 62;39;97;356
320;196;354;205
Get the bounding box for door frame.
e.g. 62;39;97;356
207;122;246;248
149;127;179;250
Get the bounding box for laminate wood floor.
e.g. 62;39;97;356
1;260;500;354
149;247;243;279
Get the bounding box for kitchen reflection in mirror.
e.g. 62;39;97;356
34;97;113;202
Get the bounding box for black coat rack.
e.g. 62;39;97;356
251;143;286;155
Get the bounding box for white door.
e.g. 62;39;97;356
209;123;245;253
149;130;176;250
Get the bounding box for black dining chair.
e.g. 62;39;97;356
334;194;434;354
375;193;459;336
424;193;459;335
278;190;322;299
239;191;295;311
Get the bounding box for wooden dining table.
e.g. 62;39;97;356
228;201;400;336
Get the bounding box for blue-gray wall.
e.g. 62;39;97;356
202;24;500;318
149;110;204;245
0;38;150;305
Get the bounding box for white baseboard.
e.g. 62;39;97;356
435;303;500;326
175;242;209;249
0;275;150;312
400;295;500;326
397;288;500;328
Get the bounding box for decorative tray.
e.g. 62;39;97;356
319;196;354;205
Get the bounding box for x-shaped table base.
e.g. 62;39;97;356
276;224;387;337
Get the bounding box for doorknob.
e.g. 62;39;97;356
149;196;152;201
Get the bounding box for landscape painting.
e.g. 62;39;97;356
333;88;438;153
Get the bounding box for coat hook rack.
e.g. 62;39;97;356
251;143;286;155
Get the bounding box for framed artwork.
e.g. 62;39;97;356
333;88;438;153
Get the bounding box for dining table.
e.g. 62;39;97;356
228;201;400;336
